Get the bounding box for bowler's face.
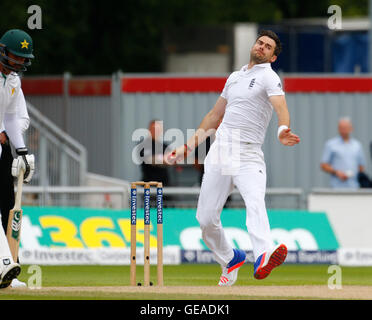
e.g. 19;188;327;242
250;36;277;64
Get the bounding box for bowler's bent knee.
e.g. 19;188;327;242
197;210;220;230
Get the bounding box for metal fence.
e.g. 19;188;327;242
153;187;306;209
25;102;87;187
20;186;304;210
21;186;129;208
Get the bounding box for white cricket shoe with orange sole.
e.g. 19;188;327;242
218;249;246;286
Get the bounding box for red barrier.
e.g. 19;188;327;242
284;77;372;93
21;78;111;96
21;76;372;95
121;77;227;93
22;78;63;95
69;79;111;96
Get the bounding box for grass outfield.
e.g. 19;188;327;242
1;264;372;300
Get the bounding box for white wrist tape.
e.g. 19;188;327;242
277;125;288;139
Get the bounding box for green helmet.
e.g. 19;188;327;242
0;29;34;72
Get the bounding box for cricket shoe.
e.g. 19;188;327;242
218;249;246;286
11;278;27;288
0;263;21;289
254;244;287;280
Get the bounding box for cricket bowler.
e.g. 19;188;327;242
168;30;300;286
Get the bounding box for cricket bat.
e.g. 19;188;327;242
6;169;24;262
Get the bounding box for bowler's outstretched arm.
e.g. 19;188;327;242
187;96;227;150
166;96;227;163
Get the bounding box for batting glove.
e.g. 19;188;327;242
12;148;35;183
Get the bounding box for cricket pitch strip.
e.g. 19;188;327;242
4;285;372;300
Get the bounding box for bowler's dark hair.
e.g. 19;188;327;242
256;30;282;56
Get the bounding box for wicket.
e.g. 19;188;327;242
130;181;163;286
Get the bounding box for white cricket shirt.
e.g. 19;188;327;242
0;72;28;126
217;63;284;145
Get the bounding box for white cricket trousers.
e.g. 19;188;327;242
196;140;273;266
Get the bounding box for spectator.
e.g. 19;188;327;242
139;120;169;186
321;117;367;188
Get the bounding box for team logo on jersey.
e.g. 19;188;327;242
249;78;256;88
277;82;282;89
20;39;29;49
11;88;15;96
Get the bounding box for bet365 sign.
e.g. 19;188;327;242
20;207;338;251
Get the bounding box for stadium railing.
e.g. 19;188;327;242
25;102;88;187
20;186;305;209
